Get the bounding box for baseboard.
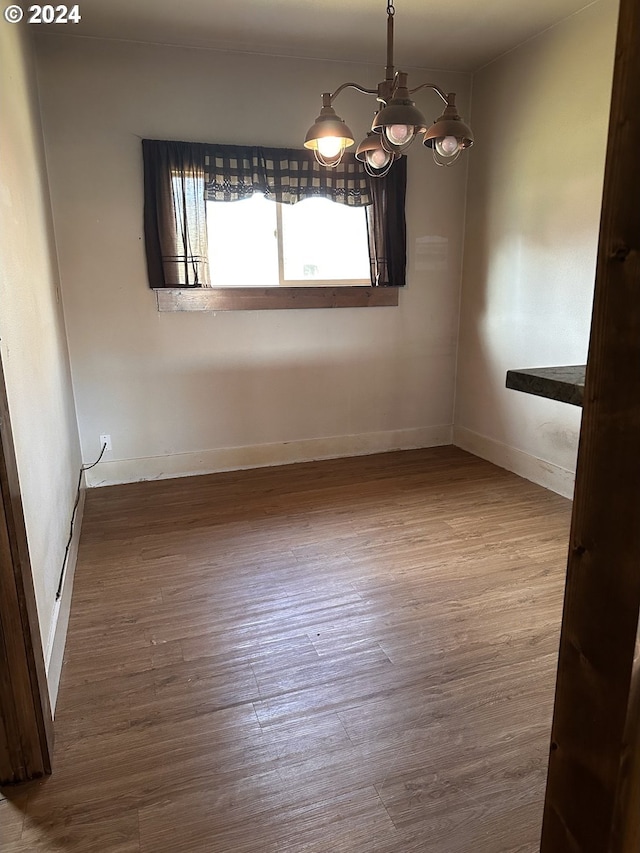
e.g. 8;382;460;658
85;426;454;487
45;480;86;713
453;425;576;499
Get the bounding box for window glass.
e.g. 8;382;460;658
206;194;370;287
281;197;370;283
207;195;279;287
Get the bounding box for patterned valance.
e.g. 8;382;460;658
203;144;372;207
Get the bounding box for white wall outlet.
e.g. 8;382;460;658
99;434;112;452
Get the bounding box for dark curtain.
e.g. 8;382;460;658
143;140;209;288
366;157;407;287
143;139;406;288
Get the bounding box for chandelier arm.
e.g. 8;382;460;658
407;82;449;104
328;82;379;103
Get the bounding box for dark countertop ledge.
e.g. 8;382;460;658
506;365;586;407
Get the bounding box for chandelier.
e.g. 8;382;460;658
303;0;474;177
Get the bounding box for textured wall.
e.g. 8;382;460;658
0;23;82;699
454;0;619;496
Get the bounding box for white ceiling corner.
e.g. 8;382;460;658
38;0;598;73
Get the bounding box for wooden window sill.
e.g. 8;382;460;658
154;287;400;312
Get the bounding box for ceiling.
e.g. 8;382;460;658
42;0;596;72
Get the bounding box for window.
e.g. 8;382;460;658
207;195;370;287
142;140;407;310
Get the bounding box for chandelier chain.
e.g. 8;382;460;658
387;0;395;16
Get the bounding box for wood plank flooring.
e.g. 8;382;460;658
0;447;572;852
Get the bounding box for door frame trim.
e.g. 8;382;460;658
0;353;53;785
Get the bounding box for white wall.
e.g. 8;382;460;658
0;23;83;706
454;0;619;497
34;35;471;486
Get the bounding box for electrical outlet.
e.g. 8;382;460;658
99;434;112;452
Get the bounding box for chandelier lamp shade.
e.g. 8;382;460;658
303;0;474;174
303;96;356;167
355;130;400;178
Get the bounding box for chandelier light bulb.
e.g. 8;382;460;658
316;136;344;159
366;147;392;169
385;124;414;147
435;135;461;158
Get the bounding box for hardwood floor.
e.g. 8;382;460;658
0;447;572;852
